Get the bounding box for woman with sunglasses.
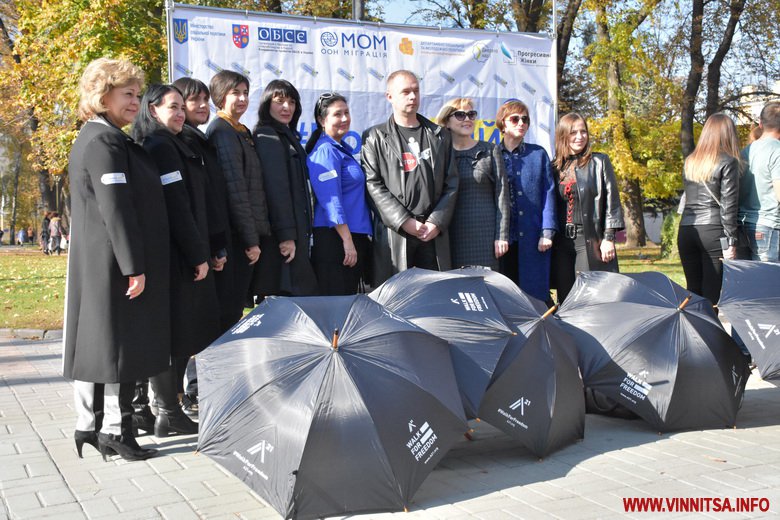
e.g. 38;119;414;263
305;92;372;295
435;98;510;270
496;100;557;303
253;80;318;296
550;112;624;303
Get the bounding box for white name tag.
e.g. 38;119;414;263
160;170;183;185
318;169;338;182
100;172;127;185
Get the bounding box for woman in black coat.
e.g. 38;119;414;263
206;70;271;316
253;80;318;296
173;77;233;332
64;58;169;461
133;84;222;437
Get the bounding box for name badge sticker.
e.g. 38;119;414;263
100;172;127;185
318;169;338;182
160;170;183;185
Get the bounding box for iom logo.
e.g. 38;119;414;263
173;19;188;44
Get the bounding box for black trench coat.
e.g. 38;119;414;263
63;118;170;383
253;123;318;296
143;129;220;358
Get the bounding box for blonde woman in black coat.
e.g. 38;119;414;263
64;58;169;461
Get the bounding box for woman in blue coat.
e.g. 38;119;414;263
496;101;557;303
305;92;372;295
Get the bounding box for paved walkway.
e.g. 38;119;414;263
1;335;779;519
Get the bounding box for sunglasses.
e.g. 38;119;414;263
506;114;530;125
315;92;338;112
451;110;478;121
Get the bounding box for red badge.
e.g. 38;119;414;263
402;152;418;172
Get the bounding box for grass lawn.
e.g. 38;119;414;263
0;243;686;331
0;246;67;330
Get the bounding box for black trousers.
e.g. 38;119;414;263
406;236;438;270
677;223;724;305
311;228;370;295
550;228;589;304
499;242;519;284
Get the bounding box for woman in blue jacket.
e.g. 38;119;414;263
496;100;557;303
305;92;372;295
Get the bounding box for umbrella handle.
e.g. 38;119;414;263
677;295;692;311
541;304;558;320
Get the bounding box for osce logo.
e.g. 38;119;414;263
258;27;308;44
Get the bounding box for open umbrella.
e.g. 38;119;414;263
557;271;750;431
196;295;467;520
454;268;585;458
720;259;780;380
369;268;515;418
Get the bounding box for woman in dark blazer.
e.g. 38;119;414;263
550;112;624;303
133;84;222;437
206;71;270;316
64;58;169;461
253;79;318;296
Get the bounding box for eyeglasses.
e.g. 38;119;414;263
451;110;478;121
506;114;530;125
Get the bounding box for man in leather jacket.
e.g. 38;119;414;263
362;70;459;285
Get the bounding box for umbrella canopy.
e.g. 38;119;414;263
370;268;515;418
557;271;750;432
196;295;467;520
720;259;780;380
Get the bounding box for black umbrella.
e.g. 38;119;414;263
369;268;515;418
557;271;750;431
196;295;467;520
720;259;780;380
454;268;585;457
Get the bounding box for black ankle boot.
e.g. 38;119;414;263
97;432;158;461
132;406;156;436
74;430;99;458
154;408;198;437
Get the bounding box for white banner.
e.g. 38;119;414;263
168;3;556;156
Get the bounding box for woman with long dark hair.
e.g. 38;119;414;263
550;112;624;303
678;113;741;304
65;58;169;461
253;79;318;296
305;92;371;295
133;84;220;437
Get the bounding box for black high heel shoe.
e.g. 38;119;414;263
97;432;158;461
74;430;98;458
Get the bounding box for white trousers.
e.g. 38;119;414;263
73;380;121;435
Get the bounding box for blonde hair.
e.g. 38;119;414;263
78;58;145;121
684;113;741;183
553;112;592;173
434;97;473;126
495;100;530;132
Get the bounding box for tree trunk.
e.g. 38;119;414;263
681;0;703;158
38;170;57;212
704;0;745;117
511;0;546;32
595;4;647;247
556;0;583;90
10;150;21;244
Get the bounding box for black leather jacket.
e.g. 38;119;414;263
680;155;740;244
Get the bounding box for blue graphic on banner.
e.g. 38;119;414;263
258;27;308;44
